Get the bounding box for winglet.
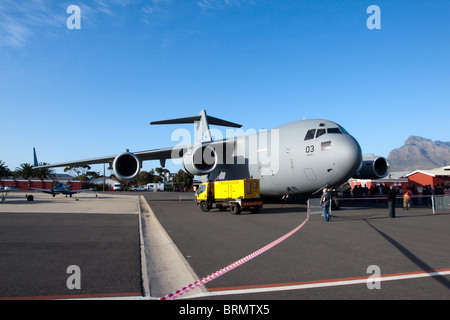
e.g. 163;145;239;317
33;147;39;167
150;109;242;143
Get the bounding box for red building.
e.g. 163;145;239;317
349;166;450;195
404;166;450;188
0;179;83;191
349;178;408;190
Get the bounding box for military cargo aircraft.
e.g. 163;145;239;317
34;110;389;197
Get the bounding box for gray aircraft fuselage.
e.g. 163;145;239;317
35;110;374;199
203;119;362;196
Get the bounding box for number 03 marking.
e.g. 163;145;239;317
306;145;314;153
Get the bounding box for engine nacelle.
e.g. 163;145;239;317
352;154;390;180
183;145;218;176
112;151;141;181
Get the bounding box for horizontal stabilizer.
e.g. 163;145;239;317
150;116;201;126
150;109;242;142
206;116;242;128
150;114;242;128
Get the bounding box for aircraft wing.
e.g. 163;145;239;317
62;188;95;194
32;110;238;181
0;188;20;193
34;146;184;170
29;187;54;194
1;188;21;202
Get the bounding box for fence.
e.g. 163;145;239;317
307;197;331;218
432;195;450;214
328;194;450;215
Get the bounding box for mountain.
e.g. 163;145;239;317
387;136;450;172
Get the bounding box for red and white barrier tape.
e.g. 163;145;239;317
160;217;309;300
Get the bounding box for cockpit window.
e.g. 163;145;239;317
306;126;349;141
327;128;343;134
316;129;326;138
304;129;316;141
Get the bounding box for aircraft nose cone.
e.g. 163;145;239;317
333;135;362;180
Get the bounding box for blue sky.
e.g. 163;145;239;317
1;0;449;175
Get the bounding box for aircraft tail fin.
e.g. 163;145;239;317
150;109;242;142
33;147;39;167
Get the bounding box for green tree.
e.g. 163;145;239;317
34;162;54;179
173;169;194;190
155;167;170;182
64;165;98;181
151;169;163;183
0;160;11;178
136;171;154;186
15;163;35;179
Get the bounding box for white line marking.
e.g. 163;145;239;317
185;269;450;299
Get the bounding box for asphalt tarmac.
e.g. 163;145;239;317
0;191;449;300
0;192;142;299
144;192;450;300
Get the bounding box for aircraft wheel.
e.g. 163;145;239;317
200;201;210;212
230;203;241;215
331;198;340;210
27;195;34;201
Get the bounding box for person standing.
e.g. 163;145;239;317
321;188;331;222
403;189;411;210
387;185;397;218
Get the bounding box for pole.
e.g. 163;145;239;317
432;196;435;215
307;199;310;219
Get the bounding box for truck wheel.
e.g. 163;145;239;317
230;203;241;215
200;201;210;212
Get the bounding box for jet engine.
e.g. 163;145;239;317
183;145;218;176
352;154;390;180
112;151;141;181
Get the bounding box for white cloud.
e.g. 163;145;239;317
94;0;137;16
0;0;67;48
141;0;172;16
0;0;257;49
1;17;30;48
196;0;255;10
0;0;141;49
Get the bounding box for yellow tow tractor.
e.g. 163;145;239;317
196;179;263;214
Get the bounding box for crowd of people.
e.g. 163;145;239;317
343;183;449;218
319;182;449;221
345;183;449;202
341;182;449;208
